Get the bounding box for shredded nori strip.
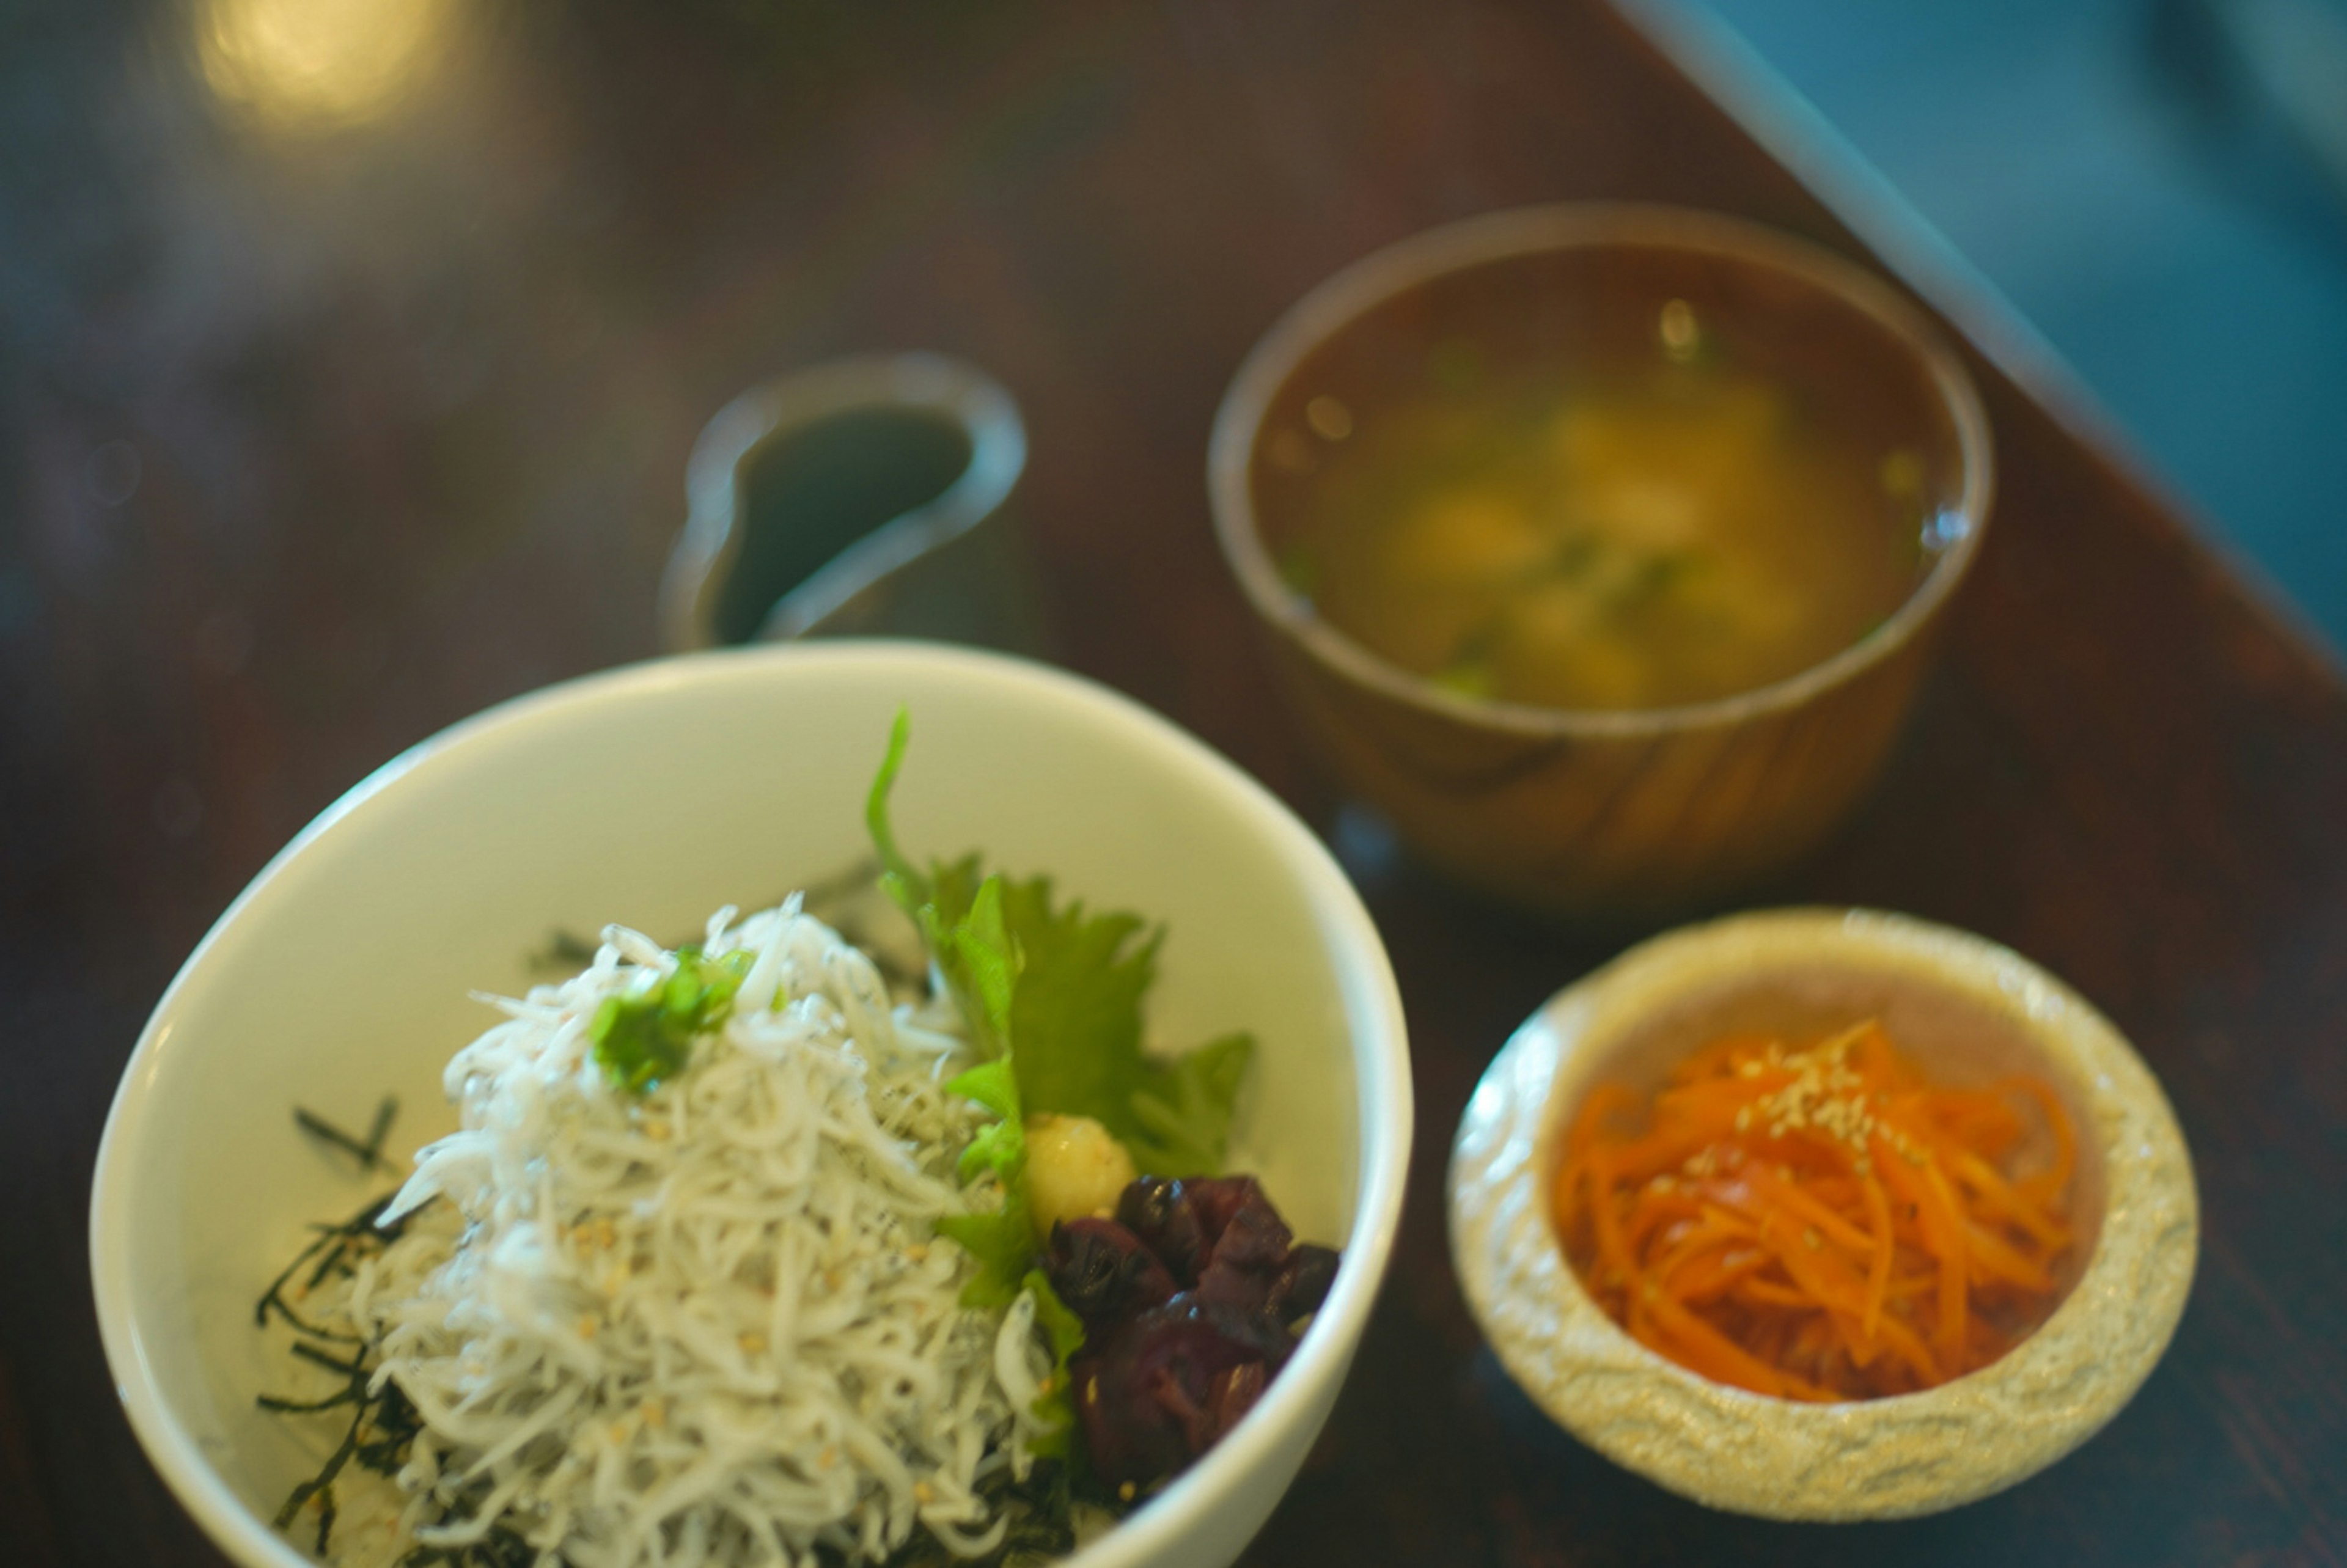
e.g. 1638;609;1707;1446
254;1189;408;1340
529;858;922;987
260;1094;424;1560
533;928;603;973
294;1097;401;1174
260;1201;411;1556
394;1495;537;1567
399;1531;538;1567
862;1459;1105;1568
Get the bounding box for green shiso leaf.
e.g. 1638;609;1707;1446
1021;1270;1085;1459
983;865;1251;1177
865;711;1251;1178
941;1052;1029;1308
934;1201;1034;1311
865;706;925;898
976;869;1162;1132
945;1057;1021;1122
933;1054;1030;1311
867;710;1258;1456
947;1059;1025;1186
946;876;1018;1059
869;711;1017;1063
589;948;751;1093
1124;1030;1254;1179
919;885;1033;1310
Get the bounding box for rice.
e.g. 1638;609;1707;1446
292;898;1053;1568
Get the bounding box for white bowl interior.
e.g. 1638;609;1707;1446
94;643;1408;1568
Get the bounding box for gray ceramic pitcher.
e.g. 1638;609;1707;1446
659;353;1045;652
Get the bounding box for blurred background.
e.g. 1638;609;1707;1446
7;0;2341;977
1696;0;2347;652
5;0;2342;936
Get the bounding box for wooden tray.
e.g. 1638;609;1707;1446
1;1;2338;1562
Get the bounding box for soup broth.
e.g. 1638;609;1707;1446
1260;320;1947;713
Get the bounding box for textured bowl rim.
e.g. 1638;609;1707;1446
1446;907;2198;1520
90;640;1414;1568
1207;202;1997;738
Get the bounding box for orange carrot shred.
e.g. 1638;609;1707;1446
1858;1160;1893;1346
1555;1019;2076;1401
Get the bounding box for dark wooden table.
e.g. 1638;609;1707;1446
3;1;2341;1563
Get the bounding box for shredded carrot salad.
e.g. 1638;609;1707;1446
1552;1020;2077;1401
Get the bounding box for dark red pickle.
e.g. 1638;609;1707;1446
1051;1174;1340;1492
1045;1217;1178;1328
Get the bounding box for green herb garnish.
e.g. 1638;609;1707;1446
588;947;752;1093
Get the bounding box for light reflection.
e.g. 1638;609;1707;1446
1658;297;1700;362
196;0;458;131
1922;507;1972;552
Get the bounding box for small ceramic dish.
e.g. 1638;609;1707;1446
1448;908;2196;1520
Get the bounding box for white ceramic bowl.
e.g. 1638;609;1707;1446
92;642;1412;1568
1449;908;2196;1519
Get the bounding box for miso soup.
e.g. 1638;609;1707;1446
1253;282;1963;714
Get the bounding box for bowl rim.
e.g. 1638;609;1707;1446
89;640;1414;1568
1207;202;1997;736
1445;907;2198;1519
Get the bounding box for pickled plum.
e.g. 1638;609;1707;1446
1048;1175;1339;1492
1045;1217;1177;1327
